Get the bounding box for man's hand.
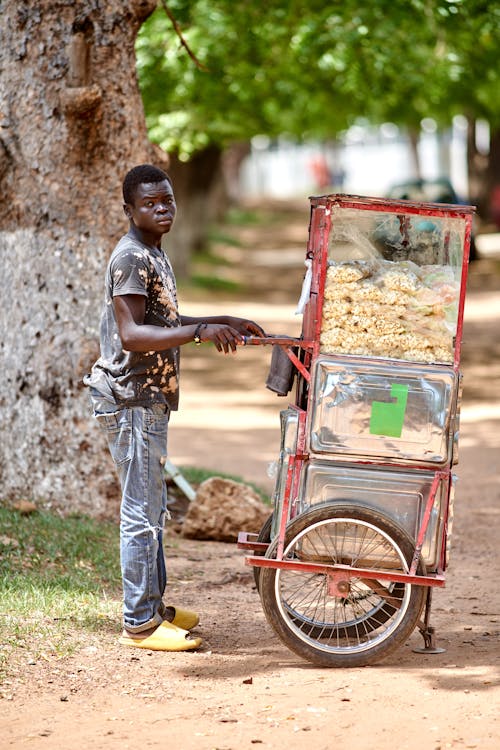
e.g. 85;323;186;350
179;313;267;353
224;317;266;338
200;323;244;353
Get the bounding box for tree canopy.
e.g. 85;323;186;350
136;0;500;158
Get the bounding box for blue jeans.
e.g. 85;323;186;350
91;394;170;633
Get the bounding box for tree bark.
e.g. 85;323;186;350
0;0;167;516
221;141;252;206
485;129;500;227
465;117;500;223
407;128;422;181
165;145;224;278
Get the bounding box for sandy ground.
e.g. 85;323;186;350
1;209;499;749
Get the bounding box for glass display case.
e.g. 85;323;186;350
302;195;474;369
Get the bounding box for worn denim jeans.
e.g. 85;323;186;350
91;392;170;633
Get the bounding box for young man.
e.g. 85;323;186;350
84;164;265;651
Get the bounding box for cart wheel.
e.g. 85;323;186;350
253;513;273;591
259;503;427;668
255;510;404;637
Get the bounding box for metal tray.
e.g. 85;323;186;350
308;355;459;466
298;460;453;571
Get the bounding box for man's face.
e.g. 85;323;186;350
125;180;176;237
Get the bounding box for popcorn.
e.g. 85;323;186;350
349;302;407;319
321;259;458;363
331;315;407;336
379;268;420;293
320;327;348;348
352;282;385;302
323;283;355;302
322;300;352;317
326;260;373;284
433;347;454;362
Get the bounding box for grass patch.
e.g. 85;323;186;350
224;205;293;227
0;467;269;683
224;207;263;226
206;229;244;248
192;247;235;266
189;273;242;293
0;507;121;681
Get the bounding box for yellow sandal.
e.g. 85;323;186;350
167;606;200;630
118;621;202;651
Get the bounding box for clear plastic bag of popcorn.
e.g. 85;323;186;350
320;208;464;363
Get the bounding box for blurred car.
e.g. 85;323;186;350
386;178;477;261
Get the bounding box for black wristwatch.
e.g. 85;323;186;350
193;322;207;345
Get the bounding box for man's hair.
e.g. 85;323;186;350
122;164;171;204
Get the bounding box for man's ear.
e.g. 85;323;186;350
123;202;132;219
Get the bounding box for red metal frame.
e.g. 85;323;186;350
237;532;445;588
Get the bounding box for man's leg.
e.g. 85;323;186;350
93;399;201;649
115;408;201;649
116;405;169;634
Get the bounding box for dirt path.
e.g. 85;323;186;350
1;206;500;749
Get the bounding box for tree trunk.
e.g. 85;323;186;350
485;129;500;227
221;141;251;206
466;117;480;203
436;129;451;178
165;145;224;278
0;0;166;516
407;128;422;180
464;117;500;223
466;116;487;215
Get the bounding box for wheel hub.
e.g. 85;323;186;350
327;572;351;597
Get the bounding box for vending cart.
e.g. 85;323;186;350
238;193;475;667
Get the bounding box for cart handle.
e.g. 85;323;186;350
242;335;312;382
242;335;313;348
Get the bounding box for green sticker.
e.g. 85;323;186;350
369;383;409;438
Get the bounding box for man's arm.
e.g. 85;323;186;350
180;314;265;337
114;295;261;354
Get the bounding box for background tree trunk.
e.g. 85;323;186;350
466;116;488;216
407;128;422;180
466;117;500;224
0;0;166;516
484;129;500;227
165;146;224;278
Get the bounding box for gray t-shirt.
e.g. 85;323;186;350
84;233;180;410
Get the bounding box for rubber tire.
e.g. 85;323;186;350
259;502;427;668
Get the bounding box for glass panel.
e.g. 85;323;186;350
322;206;467;363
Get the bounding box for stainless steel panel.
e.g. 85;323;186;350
308;355;458;466
299;461;448;571
445;474;457;568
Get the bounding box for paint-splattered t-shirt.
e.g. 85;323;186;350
84;233;180;410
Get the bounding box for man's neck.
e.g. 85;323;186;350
128;224;162;249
